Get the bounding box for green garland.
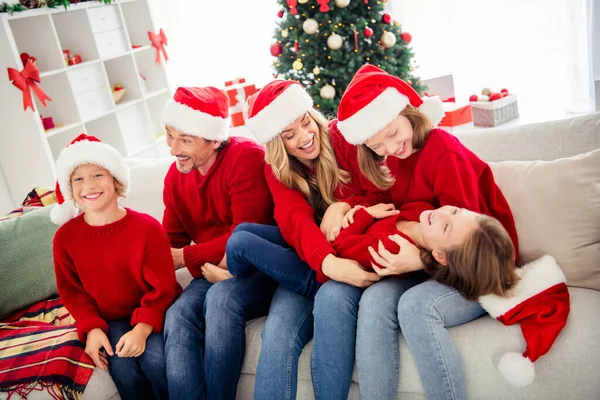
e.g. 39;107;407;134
0;0;112;14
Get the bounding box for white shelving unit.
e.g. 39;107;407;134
0;0;170;211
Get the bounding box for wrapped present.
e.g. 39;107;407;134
470;95;519;127
439;102;473;127
224;77;259;127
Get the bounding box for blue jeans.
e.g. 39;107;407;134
355;275;426;400
311;280;364;400
164;273;277;400
107;319;168;400
226;223;320;299
254;287;314;400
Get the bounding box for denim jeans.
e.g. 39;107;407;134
254;287;314;400
355;275;426;400
164;273;277;400
226;223;320;299
107;319;168;400
311;280;364;400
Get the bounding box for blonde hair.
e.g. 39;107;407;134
422;215;519;300
358;105;434;190
265;108;350;221
69;166;127;207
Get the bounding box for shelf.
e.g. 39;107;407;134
82;107;115;124
132;45;151;53
116;98;143;111
120;0;154;46
66;59;102;71
53;9;100;64
146;88;169;99
44;122;83;138
40;68;66;78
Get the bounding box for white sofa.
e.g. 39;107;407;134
17;113;600;400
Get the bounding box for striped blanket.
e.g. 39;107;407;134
0;187;56;222
0;298;95;400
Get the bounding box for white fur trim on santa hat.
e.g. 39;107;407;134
497;352;535;387
161;99;229;141
50;200;79;225
246;83;313;144
479;255;565;319
338;87;409;145
419;96;444;126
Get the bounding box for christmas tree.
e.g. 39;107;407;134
270;0;425;115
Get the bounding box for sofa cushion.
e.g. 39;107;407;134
489;149;600;291
121;157;172;221
0;205;59;319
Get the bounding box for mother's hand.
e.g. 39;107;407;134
320;202;351;242
367;235;424;276
321;254;380;288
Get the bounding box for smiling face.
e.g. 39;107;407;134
166;126;220;174
419;206;480;260
364;114;416;159
280;112;321;167
70;164;120;214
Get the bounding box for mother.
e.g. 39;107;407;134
225;79;390;399
335;65;520;400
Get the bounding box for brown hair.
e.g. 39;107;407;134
357;105;434;190
265;108;350;222
422;215;519;300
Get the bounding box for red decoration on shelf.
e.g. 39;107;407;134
382;13;391;24
277;9;284;18
41;116;54;130
270;43;283;56
68;54;82;65
7;58;51;112
287;0;298;15
364;26;373;37
401;32;412;44
148;29;169;65
317;0;330;12
20;52;36;67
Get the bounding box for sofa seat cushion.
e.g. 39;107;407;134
240;287;600;399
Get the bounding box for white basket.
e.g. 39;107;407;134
470;95;519;127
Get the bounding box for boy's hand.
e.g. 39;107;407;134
115;323;153;358
366;203;399;219
85;328;113;370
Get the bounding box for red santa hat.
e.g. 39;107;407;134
50;134;130;226
161;86;230;141
246;80;313;144
478;255;570;387
337;64;444;144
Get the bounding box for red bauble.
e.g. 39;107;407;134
277;10;284;18
500;88;509;95
469;94;479;102
270;43;283;57
401;32;412;44
382;13;392;24
364;27;374;37
489;92;503;101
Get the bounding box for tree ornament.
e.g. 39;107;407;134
481;87;492;96
313;66;321;75
320;84;335;99
327;33;343;50
317;0;331;12
303;18;318;34
469;94;479;102
479;94;490;102
277;9;284;18
270;43;283;56
393;20;400;27
334;0;350;7
352;28;359;51
501;88;509;95
489;92;503;101
299;0;309;3
293;58;304;70
281;29;289;38
363;26;373;37
382;13;391;24
294;40;299;52
287;0;298;15
401;32;412;44
371;19;376;23
381;31;396;48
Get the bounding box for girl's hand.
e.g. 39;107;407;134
368;235;424;276
341;205;365;229
320;202;351;242
365;203;399;219
85;328;114;370
321;254;380;288
115;323;153;358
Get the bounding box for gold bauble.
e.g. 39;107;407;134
320;84;336;100
281;29;289;38
299;0;309;3
327;33;343;50
381;31;397;48
313;66;321;75
293;59;304;70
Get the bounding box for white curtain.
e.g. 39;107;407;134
387;0;595;119
148;0;280;89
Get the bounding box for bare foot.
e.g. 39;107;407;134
201;263;233;283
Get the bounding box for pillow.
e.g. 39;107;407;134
121;157;173;221
0;205;59;318
490;149;600;291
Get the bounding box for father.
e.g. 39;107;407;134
160;86;277;399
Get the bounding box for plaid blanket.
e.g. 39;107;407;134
0;298;95;400
0;187;57;222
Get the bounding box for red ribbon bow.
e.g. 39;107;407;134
148;29;169;64
287;0;298;15
7;60;51;112
317;0;330;12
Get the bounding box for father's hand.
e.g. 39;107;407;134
171;248;186;270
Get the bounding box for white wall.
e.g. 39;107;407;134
0;167;15;215
592;0;600;110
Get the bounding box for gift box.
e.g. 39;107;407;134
439;102;472;127
68;54;82;66
224;77;259;127
470;95;519;127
